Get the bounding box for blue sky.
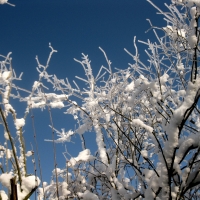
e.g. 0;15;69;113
0;0;169;184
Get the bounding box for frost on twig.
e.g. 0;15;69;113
0;0;15;6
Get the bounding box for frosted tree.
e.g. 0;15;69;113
0;0;200;200
0;53;40;200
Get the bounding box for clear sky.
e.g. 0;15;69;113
0;0;169;185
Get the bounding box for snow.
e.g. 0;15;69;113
175;134;199;166
25;151;33;157
188;34;197;48
163;77;200;169
0;191;8;200
143;169;155;183
32;81;40;90
52;129;74;143
160;73;169;84
6;149;12;159
17;176;40;200
141;150;148;158
131;119;153;133
186;170;200;188
15;118;25;130
0;0;7;4
61;182;71;196
178;90;186;97
78;190;99;200
76;123;89;134
30;101;46;108
177;62;184;71
113;177;132;199
27;93;68;109
68;149;94;167
163;26;186;39
0;173;13;190
144;187;156;200
94;124;108;165
125;81;135;92
111;188;121;200
4;132;9;140
21;175;40;191
190;6;197;18
88;100;98;107
2;71;11;81
50;101;64;108
191;0;200;7
4;103;14;113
